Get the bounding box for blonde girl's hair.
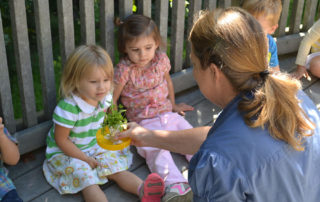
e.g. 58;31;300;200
189;7;314;151
117;14;163;55
60;45;114;98
242;0;282;26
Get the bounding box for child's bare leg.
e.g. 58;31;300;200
107;171;143;195
309;55;320;78
82;184;108;202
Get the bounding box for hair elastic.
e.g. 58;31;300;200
259;70;269;80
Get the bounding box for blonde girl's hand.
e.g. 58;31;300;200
172;103;194;116
115;122;153;147
85;156;99;169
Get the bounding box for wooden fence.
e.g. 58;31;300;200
0;0;319;154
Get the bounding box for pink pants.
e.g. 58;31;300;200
138;112;193;186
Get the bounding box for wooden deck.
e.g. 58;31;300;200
7;54;320;202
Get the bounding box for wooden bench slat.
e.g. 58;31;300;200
9;0;37;128
57;0;75;65
34;0;56;119
80;0;96;45
155;0;169;49
119;0;133;19
276;0;290;37
137;0;152;17
290;0;304;34
218;0;232;8
15;166;52;201
170;0;185;72
302;0;318;31
185;0;202;67
0;10;16;133
203;0;217;10
100;0;115;60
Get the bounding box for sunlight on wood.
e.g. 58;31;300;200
182;169;189;180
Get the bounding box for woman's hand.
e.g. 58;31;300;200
116;122;153;147
172;103;194;116
291;65;310;80
85;156;99;169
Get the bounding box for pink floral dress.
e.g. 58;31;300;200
114;51;172;122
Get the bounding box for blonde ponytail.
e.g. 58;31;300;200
238;74;314;151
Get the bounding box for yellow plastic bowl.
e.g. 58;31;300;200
96;126;131;151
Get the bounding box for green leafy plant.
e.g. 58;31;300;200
101;103;127;142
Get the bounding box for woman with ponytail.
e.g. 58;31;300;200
117;7;320;201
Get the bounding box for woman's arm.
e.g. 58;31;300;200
117;122;209;154
165;72;194;115
54;124;98;168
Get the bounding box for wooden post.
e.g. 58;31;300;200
9;0;37;128
100;0;115;61
0;10;15;133
34;0;56;119
155;0;169;50
119;0;133;19
57;0;75;66
185;0;202;67
80;0;96;45
137;0;152;17
170;0;185;72
275;0;290;37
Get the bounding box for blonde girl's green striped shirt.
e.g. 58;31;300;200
45;93;112;160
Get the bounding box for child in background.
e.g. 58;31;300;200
0;117;22;202
291;19;320;79
243;0;282;71
113;14;194;202
43;45;164;202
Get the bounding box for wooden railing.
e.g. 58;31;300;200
0;0;319;154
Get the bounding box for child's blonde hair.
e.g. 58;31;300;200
60;45;113;98
242;0;282;26
189;8;314;151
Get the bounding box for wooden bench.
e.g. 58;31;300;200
1;0;320;201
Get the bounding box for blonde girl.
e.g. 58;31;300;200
113;14;194;202
43;45;164;202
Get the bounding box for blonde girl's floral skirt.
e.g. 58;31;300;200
43;144;133;194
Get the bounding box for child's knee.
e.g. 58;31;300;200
309;55;320;77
